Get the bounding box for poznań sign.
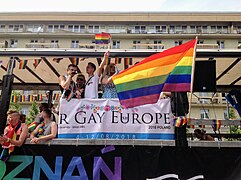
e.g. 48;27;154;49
58;98;174;140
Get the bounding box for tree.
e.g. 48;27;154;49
9;90;22;112
26;101;39;125
228;108;241;141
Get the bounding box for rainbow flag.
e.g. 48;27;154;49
53;58;63;63
28;95;33;102
11;95;17;103
95;32;111;44
124;58;133;65
19;60;28;69
115;58;122;64
212;120;221;131
28;121;38;132
112;39;197;108
173;116;188;127
20;95;25;102
53;93;60;101
37;94;43;101
33;59;42;69
69;57;79;65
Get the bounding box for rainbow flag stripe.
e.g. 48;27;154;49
33;59;41;68
124;58;133;65
95;33;111;44
112;39;197;108
212;120;221;131
19;60;28;69
115;58;122;64
69;57;79;66
28;121;38;132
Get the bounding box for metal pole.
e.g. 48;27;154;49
0;58;15;134
48;90;53;109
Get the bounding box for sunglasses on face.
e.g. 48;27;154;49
77;78;84;81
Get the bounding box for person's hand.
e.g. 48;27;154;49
104;51;110;58
103;51;110;62
0;135;8;142
75;90;82;99
30;137;40;144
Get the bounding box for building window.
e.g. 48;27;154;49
8;25;24;32
108;25;126;33
88;25;100;33
153;40;163;49
48;25;65;32
112;40;120;49
68;25;85;33
224;109;229;120
134;26;146;33
50;40;59;48
71;40;79;48
26;25;44;32
10;39;18;48
200;109;209;119
197;40;204;44
174;40;183;46
133;40;141;49
175;25;187;33
217;40;225;49
0;25;5;32
29;39;38;48
169;26;175;33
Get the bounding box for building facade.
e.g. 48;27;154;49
0;12;240;127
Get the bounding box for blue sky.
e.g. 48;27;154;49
0;0;240;12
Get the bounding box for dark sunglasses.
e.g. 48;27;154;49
77;78;84;81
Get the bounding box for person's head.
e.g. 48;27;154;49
20;114;26;123
42;109;52;120
67;64;78;76
86;62;96;75
7;110;20;126
194;129;205;139
104;63;116;76
76;74;86;85
39;103;49;112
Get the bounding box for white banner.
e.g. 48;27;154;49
58;99;174;140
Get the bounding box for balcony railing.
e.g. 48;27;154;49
132;43;165;49
25;42;59;48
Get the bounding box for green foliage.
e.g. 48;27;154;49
26;101;39;125
228;108;241;141
9;90;22;112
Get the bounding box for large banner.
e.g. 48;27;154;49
1;145;241;179
58;99;174;140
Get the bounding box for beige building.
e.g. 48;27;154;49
0;12;240;126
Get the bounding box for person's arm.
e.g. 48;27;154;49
7;124;28;147
98;51;110;77
31;122;57;143
102;75;114;85
59;75;72;90
30;124;41;140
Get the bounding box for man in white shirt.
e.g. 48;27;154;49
85;51;109;99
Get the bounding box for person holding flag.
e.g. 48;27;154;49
85;51;110;99
0;110;28;162
101;62;119;99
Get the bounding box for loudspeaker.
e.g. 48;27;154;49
193;60;216;92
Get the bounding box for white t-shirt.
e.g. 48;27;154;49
85;73;99;99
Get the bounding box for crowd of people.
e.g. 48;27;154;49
0;51;119;161
0;51;215;162
59;51;119;101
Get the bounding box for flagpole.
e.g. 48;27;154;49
188;36;198;121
